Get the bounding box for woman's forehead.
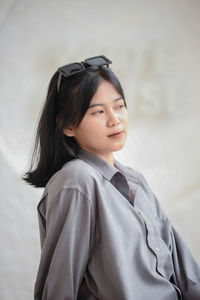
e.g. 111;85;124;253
90;80;122;104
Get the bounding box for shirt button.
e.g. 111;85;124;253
155;247;160;252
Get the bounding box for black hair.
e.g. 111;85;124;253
23;66;126;188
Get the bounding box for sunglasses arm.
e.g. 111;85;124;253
57;72;62;93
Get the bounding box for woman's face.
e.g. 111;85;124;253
64;80;128;164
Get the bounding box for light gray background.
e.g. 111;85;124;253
0;0;200;299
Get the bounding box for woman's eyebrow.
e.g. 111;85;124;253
88;97;123;109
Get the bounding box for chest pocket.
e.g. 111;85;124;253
139;209;174;279
133;185;174;280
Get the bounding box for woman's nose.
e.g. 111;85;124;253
107;111;120;127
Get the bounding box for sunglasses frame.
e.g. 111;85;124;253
57;55;112;92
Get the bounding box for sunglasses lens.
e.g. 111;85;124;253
85;56;111;66
59;63;84;77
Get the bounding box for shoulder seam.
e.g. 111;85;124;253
46;186;94;212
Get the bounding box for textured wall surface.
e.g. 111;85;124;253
0;0;200;299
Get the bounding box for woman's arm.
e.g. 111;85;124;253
34;188;95;300
170;225;200;300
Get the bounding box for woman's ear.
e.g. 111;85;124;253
63;126;75;137
56;117;75;137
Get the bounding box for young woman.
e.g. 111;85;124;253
24;56;200;300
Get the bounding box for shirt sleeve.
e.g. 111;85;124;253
34;187;95;300
170;225;200;300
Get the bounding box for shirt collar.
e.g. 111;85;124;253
114;159;140;184
77;149;119;181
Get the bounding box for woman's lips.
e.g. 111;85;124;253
107;130;124;138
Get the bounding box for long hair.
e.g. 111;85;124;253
23;66;125;188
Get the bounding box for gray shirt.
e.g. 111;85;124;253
35;150;200;300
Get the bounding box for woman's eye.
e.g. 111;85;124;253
92;110;104;115
117;104;125;110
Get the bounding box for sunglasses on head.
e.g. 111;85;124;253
57;55;112;93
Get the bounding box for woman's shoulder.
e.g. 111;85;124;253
43;158;99;200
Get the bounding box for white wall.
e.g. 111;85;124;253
0;0;200;299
